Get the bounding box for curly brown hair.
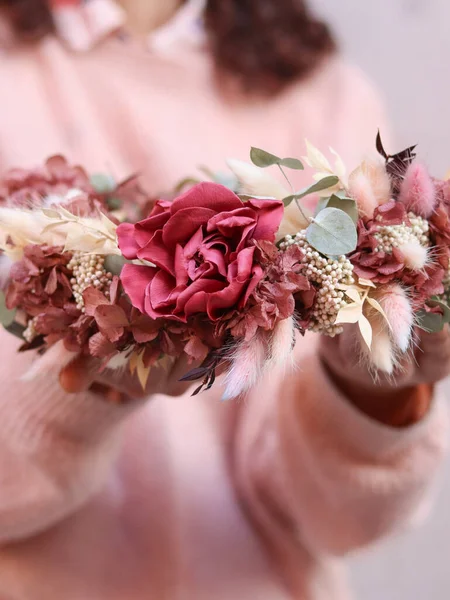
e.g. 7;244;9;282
0;0;336;95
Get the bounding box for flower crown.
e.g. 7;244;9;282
1;134;448;398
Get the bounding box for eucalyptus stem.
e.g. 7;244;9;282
294;198;310;223
277;164;294;193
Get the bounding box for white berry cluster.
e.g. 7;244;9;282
67;252;113;312
279;231;354;336
373;212;429;253
23;317;37;343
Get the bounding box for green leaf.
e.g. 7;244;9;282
104;255;127;276
250;148;304;171
278;157;304;170
416;310;445;333
106;196;122;211
306;207;357;256
250;147;281;168
0;291;16;327
90;173;116;194
314;197;329;214
325;195;359;224
417;297;450;332
282;176;340;207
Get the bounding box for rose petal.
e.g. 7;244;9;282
138;230;175;275
247;199;284;242
170;182;242;215
162;207;216;246
120;263;156;312
117;222;141;260
134;210;171;247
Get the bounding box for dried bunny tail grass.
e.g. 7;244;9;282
398;163;436;218
267;316;296;371
226;158;289;199
347;159;391;218
374;283;414;353
357;312;395;375
222;331;269;401
398;240;429;270
21;340;77;382
370;326;395;375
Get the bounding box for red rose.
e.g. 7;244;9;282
117;182;284;322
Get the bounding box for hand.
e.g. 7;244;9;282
320;326;450;427
59;354;196;400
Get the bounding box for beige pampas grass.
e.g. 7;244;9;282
0;206;120;257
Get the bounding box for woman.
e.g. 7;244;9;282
0;1;448;599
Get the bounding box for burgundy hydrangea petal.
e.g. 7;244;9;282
120;263;156;313
242;264;265;305
372;200;407;226
170;182;243;215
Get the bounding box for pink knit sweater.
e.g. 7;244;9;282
0;2;448;599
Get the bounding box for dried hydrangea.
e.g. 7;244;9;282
279;232;354;336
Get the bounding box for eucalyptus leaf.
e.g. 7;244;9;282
306;207;357;256
314;197;329;215
416;310;445;333
250;147;281;168
416;297;450;332
104;255;127;276
0;292;16;327
325;195;359;224
428;297;450;321
106;197;122;211
90;173;116;194
282;176;340;207
278;157;304;170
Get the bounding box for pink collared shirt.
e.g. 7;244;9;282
0;3;447;599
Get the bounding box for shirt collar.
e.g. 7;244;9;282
49;0;206;53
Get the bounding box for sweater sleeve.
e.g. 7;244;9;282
0;328;140;543
233;338;449;561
